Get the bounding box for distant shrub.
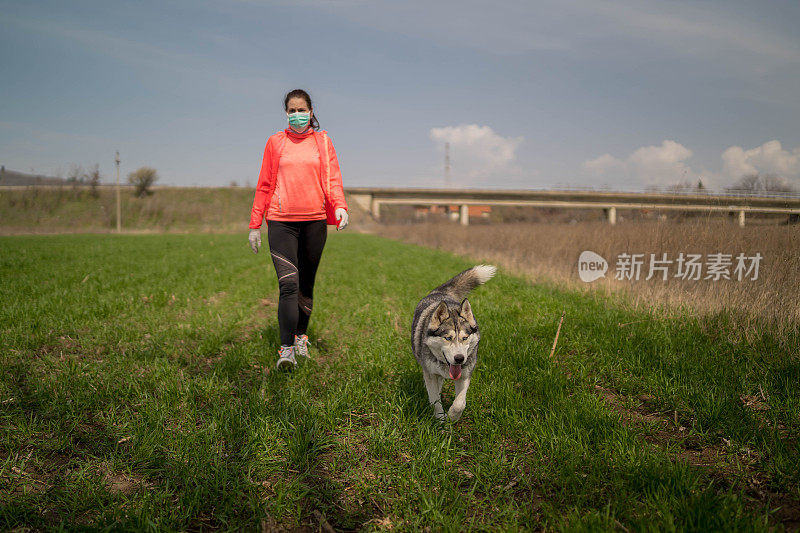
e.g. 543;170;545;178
128;167;158;197
85;164;101;198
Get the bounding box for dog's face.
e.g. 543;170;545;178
424;299;479;379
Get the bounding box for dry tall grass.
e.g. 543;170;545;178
3;187;797;345
0;186;254;234
374;218;800;346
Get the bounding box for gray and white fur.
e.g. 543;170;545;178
411;264;496;421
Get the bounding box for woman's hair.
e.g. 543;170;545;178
284;89;320;131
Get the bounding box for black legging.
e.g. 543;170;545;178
267;219;328;346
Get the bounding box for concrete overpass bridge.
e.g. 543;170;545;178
346;187;800;227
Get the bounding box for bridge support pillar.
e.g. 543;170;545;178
460;204;469;226
606;206;617;225
371;199;381;220
738;210;746;227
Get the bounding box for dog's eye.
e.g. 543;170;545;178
445;334;454;341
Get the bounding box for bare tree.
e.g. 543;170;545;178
85;164;102;198
726;173;797;195
128;167;159;197
67;164;84;188
666;179;707;194
666;181;693;193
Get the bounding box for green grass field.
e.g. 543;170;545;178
1;233;798;531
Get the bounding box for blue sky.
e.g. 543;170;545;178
1;0;799;190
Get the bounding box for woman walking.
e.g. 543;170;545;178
248;89;349;371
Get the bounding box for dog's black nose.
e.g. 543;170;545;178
454;354;465;364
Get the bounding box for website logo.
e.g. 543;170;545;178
578;251;608;282
577;251;762;282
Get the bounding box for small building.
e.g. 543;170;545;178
414;204;491;221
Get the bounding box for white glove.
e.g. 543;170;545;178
335;208;349;231
248;228;261;253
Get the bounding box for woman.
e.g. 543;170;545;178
248;89;349;371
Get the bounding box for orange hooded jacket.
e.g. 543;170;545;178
249;127;348;229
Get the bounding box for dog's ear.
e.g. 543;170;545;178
429;301;450;330
459;298;477;329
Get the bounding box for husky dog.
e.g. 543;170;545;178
412;265;496;422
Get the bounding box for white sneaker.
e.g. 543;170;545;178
294;334;311;359
276;345;297;371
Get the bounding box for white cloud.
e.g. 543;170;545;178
721;140;800;180
583;140;695;186
429;124;524;182
584;153;623;173
584;139;800;190
628;140;693;183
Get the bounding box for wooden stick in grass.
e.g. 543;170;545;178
549;311;566;358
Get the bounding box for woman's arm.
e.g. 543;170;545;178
326;136;348;212
249;137;275;229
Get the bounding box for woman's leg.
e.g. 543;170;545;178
267;220;301;346
296;220;328;335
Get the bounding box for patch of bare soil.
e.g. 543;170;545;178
0;449;74;501
253;431;379;532
239;297;276;339
33;333;108;361
96;460;152;496
592;383;800;529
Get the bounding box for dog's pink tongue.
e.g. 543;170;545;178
449;364;462;380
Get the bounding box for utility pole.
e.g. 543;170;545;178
444;142;451;188
115;151;121;233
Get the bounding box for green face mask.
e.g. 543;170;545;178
287;111;311;128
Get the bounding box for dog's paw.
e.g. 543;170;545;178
447;406;465;422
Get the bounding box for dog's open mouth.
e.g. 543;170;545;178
449;364;462;380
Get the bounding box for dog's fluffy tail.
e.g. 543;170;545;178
435;264;497;300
